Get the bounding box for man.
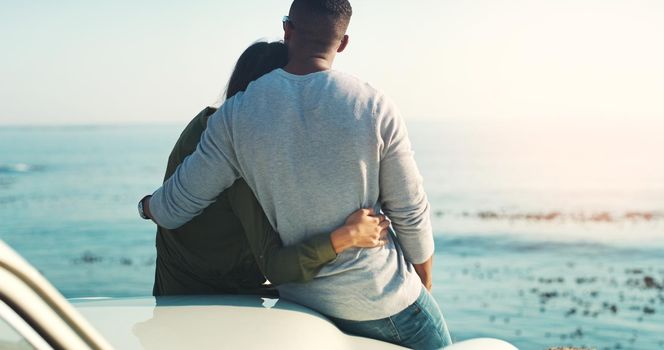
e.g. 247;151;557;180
140;0;452;348
147;41;392;297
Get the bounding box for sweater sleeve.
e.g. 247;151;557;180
226;180;337;285
149;101;241;229
376;95;435;264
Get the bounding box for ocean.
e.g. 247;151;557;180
1;121;662;350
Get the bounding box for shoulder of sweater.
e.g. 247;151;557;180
327;70;385;96
323;71;399;121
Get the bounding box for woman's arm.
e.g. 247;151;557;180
227;179;389;285
147;103;241;229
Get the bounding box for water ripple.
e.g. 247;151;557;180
0;163;45;174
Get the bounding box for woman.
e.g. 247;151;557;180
151;41;389;296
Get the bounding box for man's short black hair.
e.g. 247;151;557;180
291;0;352;21
289;0;353;48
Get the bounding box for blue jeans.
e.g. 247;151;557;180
329;288;453;350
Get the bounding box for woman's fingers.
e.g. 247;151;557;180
347;208;374;225
347;210;392;248
379;228;389;240
378;219;391;230
358;229;389;248
377;229;389;246
366;214;384;226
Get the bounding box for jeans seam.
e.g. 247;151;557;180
387;316;402;343
415;293;446;341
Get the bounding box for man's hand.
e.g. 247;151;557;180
413;255;433;291
330;208;390;254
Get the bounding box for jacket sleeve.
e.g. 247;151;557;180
227;179;337;285
376;94;435;264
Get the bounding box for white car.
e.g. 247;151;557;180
0;240;517;350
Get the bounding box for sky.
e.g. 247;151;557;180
1;0;663;126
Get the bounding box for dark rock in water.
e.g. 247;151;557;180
540;291;559;300
539;277;565;284
643;306;655;314
643;276;662;290
601;302;618;314
478;211;499;219
565;308;577;317
74;251;102;264
120;258;133;266
575;277;597;284
571;327;584;338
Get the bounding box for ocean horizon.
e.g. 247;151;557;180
1;121;662;350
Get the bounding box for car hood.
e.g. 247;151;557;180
71;294;405;350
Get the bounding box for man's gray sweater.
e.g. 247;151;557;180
150;69;434;321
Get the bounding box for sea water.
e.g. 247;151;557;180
1;121;662;350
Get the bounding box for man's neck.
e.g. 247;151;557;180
283;55;334;76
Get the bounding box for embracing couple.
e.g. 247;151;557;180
138;1;452;349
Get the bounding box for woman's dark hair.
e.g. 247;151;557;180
224;41;289;100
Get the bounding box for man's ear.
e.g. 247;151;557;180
337;35;349;53
284;25;293;42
